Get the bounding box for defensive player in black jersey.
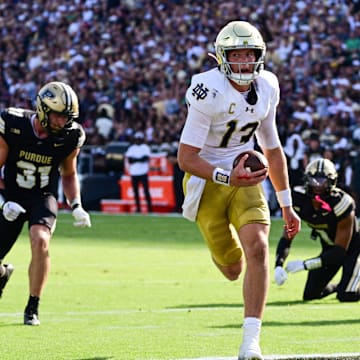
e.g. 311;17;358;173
274;158;360;302
0;81;91;325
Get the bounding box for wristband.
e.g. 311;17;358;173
304;257;322;270
276;189;292;208
212;167;231;186
70;198;82;210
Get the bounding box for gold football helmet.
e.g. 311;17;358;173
36;81;79;134
214;21;266;86
304;158;338;195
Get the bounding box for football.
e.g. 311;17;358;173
232;150;269;172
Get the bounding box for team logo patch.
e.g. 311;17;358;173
40;89;55;99
192;83;209;100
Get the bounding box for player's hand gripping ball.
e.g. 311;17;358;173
232;150;269;172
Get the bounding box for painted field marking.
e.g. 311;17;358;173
179;354;360;360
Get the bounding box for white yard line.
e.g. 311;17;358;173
178;355;360;360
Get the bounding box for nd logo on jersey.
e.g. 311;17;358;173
192;83;209;100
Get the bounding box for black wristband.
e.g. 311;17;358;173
70;198;82;210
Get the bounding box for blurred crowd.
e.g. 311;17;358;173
1;0;360;209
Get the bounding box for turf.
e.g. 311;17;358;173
0;213;359;360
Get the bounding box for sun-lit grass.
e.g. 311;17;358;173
0;213;359;360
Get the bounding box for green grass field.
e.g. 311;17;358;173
0;213;359;360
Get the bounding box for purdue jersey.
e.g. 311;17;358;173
292;185;359;247
180;67;281;169
0;107;85;201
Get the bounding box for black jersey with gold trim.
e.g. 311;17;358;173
0;107;85;201
292;185;358;247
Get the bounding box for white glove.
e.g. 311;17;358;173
2;201;26;221
274;266;288;285
72;206;91;227
285;260;305;273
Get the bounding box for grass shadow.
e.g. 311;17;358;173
167;303;243;309
213;318;360;329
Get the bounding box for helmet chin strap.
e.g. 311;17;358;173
229;74;253;86
40;110;72;137
208;52;218;63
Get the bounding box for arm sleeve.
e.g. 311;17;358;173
320;245;346;267
275;236;292;267
303;245;347;270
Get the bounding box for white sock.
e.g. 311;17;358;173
242;317;261;343
243;317;261;329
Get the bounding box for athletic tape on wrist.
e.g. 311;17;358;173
304;257;322;270
0;190;6;210
212;167;231;186
276;189;292;208
0;195;5;210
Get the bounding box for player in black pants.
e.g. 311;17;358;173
0;81;91;325
274;158;360;302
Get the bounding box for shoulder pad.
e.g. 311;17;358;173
333;190;354;217
77;126;86;148
257;70;279;104
0;107;33;135
3;107;34;118
186;69;226;116
68;122;86;148
259;70;279;87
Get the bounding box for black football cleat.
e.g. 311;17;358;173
24;310;40;326
0;264;14;298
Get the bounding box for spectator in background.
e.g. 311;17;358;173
166;144;184;213
95;103;115;141
303;132;325;169
350;142;360;216
283;122;306;187
125;132;152;213
1;1;360;215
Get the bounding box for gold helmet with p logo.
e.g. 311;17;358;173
304;158;338;196
36;81;79;135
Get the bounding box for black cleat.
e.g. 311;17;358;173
0;264;14;298
24;310;40;326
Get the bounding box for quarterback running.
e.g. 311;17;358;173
0;81;91;325
178;21;300;360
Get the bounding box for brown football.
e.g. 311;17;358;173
232;150;269;172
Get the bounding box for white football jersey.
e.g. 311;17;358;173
180;68;281;169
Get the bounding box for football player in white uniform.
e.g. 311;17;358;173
178;21;301;360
